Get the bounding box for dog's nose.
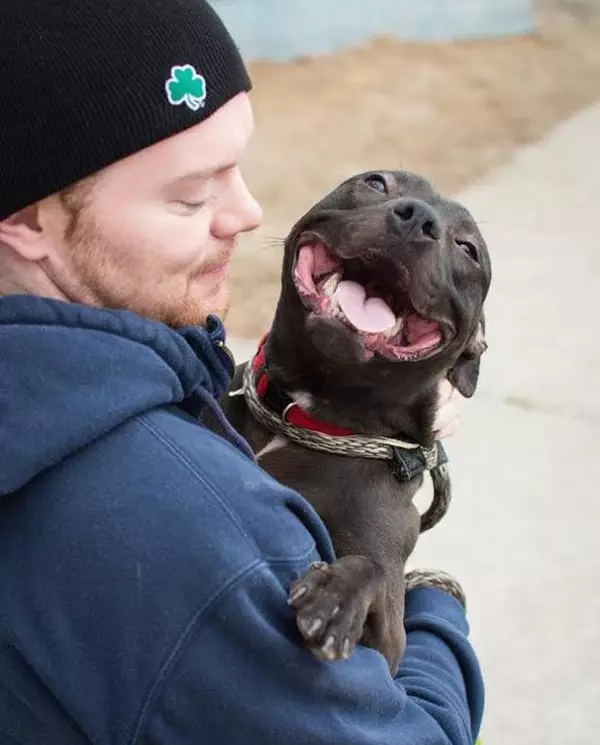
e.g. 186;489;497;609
391;198;441;242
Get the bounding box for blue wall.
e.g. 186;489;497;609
211;0;535;62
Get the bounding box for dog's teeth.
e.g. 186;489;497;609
384;316;404;338
322;272;342;298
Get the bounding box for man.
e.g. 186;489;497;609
0;1;483;743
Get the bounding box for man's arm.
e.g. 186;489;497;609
400;585;484;741
138;561;483;745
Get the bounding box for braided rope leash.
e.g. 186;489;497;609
420;463;452;533
405;569;467;609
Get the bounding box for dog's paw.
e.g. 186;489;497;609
288;556;385;663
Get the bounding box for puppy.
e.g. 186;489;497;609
220;170;491;673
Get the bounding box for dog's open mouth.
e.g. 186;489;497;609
293;239;445;360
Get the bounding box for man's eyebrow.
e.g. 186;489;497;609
170;161;238;186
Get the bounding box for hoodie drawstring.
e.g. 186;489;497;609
195;387;256;463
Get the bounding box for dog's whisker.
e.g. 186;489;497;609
260;237;286;251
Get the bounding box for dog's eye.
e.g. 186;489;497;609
364;175;388;194
455;239;479;263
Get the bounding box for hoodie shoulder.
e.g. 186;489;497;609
0;296;233;495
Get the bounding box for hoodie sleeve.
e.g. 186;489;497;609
140;561;484;745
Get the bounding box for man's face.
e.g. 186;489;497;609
38;93;262;327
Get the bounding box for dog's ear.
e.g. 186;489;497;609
447;318;487;399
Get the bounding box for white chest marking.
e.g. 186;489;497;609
291;391;314;411
256;435;288;462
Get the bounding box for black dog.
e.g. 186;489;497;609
219;170;491;673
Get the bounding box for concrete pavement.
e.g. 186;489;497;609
228;103;600;744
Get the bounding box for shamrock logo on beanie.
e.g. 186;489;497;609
165;65;207;111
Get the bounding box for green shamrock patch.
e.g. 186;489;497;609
165;64;207;112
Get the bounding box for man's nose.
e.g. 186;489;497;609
241;187;263;234
213;171;262;239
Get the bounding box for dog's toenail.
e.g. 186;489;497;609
310;561;329;572
322;635;337;658
331;604;340;618
288;585;308;604
306;618;323;637
342;638;352;659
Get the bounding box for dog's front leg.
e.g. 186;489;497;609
289;556;406;673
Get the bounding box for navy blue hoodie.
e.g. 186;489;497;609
0;295;484;745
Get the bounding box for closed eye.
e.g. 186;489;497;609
455;239;479;263
177;200;207;213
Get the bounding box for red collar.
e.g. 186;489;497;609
251;335;355;437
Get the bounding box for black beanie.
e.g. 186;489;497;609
0;0;251;220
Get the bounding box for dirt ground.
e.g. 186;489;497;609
227;1;600;339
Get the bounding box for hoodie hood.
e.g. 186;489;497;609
0;295;237;496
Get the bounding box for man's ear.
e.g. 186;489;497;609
447;317;488;399
0;205;48;261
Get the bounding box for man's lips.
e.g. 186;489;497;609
197;250;234;281
204;263;228;280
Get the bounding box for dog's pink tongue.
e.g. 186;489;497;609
335;280;396;333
